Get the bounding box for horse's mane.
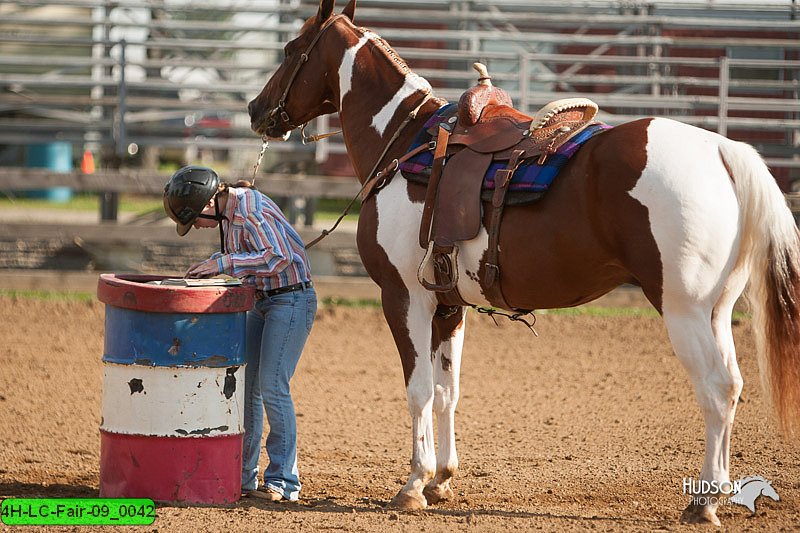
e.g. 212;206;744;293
352;25;411;77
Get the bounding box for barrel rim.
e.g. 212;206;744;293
97;273;254;313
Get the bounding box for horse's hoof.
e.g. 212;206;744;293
387;490;427;510
680;503;721;526
423;483;454;505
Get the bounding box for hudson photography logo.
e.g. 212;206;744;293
682;476;780;513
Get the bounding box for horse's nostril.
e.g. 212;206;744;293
247;100;255;117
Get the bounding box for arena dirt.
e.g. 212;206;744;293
1;297;798;532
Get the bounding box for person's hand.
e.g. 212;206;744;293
185;258;220;278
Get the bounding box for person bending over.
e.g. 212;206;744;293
164;165;317;502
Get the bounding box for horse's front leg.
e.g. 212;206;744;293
423;305;466;505
381;284;438;510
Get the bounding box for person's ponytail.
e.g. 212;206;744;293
233;179;257;189
218;180;257;192
213;180;258;200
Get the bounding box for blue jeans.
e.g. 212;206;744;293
241;286;316;501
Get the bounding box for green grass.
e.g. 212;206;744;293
0;289;95;302
540;306;750;321
321;296;381;308
0;193;163;215
539;306;660;318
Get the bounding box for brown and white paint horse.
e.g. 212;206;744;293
248;0;800;525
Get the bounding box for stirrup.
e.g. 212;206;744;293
417;242;459;292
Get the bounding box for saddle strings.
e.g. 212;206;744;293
472;306;539;336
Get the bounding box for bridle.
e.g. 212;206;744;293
249;14;343;188
263;14;347;137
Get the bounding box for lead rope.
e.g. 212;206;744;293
210;136;267;256
245;126;358;251
250;136;269;186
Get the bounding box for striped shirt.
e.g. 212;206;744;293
214;187;312;291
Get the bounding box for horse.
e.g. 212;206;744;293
247;0;800;525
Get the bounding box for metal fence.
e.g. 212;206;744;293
1;0;798;187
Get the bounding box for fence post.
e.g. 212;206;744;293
717;56;730;137
315;114;330;164
519;52;530;113
101;39;127;222
116;39;128;158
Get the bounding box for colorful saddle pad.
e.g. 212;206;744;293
399;104;612;203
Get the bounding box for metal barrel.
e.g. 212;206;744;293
96;274;254;504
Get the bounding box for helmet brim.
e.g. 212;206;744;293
176;221;193;236
163;194;196;236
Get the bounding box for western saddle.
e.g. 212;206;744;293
417;62;599;311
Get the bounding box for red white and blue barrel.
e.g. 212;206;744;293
97;274;253;504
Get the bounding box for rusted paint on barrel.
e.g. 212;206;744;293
97;274;253;504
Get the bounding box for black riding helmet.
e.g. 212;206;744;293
163;166;220;236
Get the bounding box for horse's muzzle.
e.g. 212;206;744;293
251;104;294;140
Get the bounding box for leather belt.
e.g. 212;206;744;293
255;280;313;300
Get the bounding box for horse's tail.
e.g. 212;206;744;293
720;140;800;436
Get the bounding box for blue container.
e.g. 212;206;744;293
23;142;73;202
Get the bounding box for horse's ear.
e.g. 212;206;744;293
318;0;335;23
342;0;356;22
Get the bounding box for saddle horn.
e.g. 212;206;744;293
458;62;513;128
473;62;492;86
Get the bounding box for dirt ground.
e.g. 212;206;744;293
1;296;798;532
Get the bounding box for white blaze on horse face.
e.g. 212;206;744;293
337;31;377;107
371;72;432;137
628;118;740;312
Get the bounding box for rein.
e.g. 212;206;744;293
304;92;435;249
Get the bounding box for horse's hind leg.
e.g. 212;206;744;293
423;306;466;505
663;272;746;526
381;284;438;510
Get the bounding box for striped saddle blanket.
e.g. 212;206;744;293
399;103;612;204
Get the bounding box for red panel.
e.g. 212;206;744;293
99;431;243;504
97;273;254;314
